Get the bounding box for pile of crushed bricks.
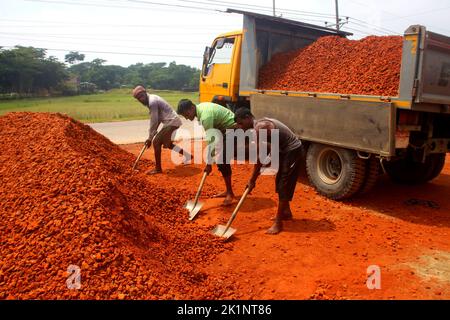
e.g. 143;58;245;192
0;112;237;300
258;35;403;97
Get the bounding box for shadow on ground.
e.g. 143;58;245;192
345;174;450;228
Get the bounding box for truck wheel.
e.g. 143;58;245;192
306;144;367;200
384;153;445;184
426;153;446;181
359;156;380;194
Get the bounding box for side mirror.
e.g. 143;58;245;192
202;46;211;79
216;38;225;49
203;46;211;65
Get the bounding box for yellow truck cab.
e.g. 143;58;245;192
200;30;245;110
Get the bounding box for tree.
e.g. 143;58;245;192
35;56;68;91
0;46;68;94
64;51;85;65
1;46;202;95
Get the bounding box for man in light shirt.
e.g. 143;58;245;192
133;86;191;174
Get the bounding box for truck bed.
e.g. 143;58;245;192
235;10;450;113
250;93;396;157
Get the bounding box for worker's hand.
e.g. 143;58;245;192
145;138;152;148
247;179;256;193
204;164;212;175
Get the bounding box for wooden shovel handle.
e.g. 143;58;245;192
132;144;148;170
221;188;250;235
192;171;208;206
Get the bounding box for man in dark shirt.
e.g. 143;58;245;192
234;108;303;234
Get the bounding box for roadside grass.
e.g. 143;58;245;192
0;88;199;123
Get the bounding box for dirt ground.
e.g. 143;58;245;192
122;143;450;300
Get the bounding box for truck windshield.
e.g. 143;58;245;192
211;37;235;64
203;37;235;77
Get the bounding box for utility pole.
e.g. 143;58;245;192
335;0;340;31
273;0;276;16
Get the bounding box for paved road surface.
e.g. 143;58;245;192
88;118;205;144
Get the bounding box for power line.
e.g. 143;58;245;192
0;45;202;59
129;0;407;34
344;0;450;34
26;0;338;21
0;16;333;28
127;0;338;26
23;0;412;37
349;19;400;36
0;36;202;53
382;5;450;21
201;0;336;18
348;17;400;35
0;32;208;45
127;0;224;12
25;0;224;14
0;20;232;29
0;30;219;36
278;15;335;25
342;26;385;37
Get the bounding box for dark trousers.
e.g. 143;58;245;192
214;130;235;178
276;146;303;201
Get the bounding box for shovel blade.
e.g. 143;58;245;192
185;200;204;220
211;225;236;239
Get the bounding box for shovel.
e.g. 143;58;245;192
212;187;250;239
185;171;208;221
132;142;148;171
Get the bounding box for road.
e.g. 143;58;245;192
88;118;205;144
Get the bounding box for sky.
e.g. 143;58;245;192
1;0;450;68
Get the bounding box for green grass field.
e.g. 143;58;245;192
0;89;199;123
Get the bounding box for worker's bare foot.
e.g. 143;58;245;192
147;169;162;175
266;220;282;235
221;194;235;207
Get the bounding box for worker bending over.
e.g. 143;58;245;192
234;108;303;235
132;86;191;174
177;99;236;206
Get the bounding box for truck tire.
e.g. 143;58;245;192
384;153;445;184
359;156;380;194
426;153;446;181
306;144;367;200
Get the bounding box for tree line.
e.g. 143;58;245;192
0;47;200;97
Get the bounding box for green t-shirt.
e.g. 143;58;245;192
196;102;236;162
196;102;236;133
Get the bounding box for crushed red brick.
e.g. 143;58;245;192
0;112;236;300
258;35;403;97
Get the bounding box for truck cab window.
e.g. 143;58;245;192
204;37;235;77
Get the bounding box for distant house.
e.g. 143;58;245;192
79;82;97;94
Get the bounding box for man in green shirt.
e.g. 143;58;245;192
177;99;236;206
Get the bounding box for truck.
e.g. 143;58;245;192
199;9;450;200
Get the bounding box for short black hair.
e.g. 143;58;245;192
234;107;254;122
177;99;195;115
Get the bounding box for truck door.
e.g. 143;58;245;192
200;37;236;104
